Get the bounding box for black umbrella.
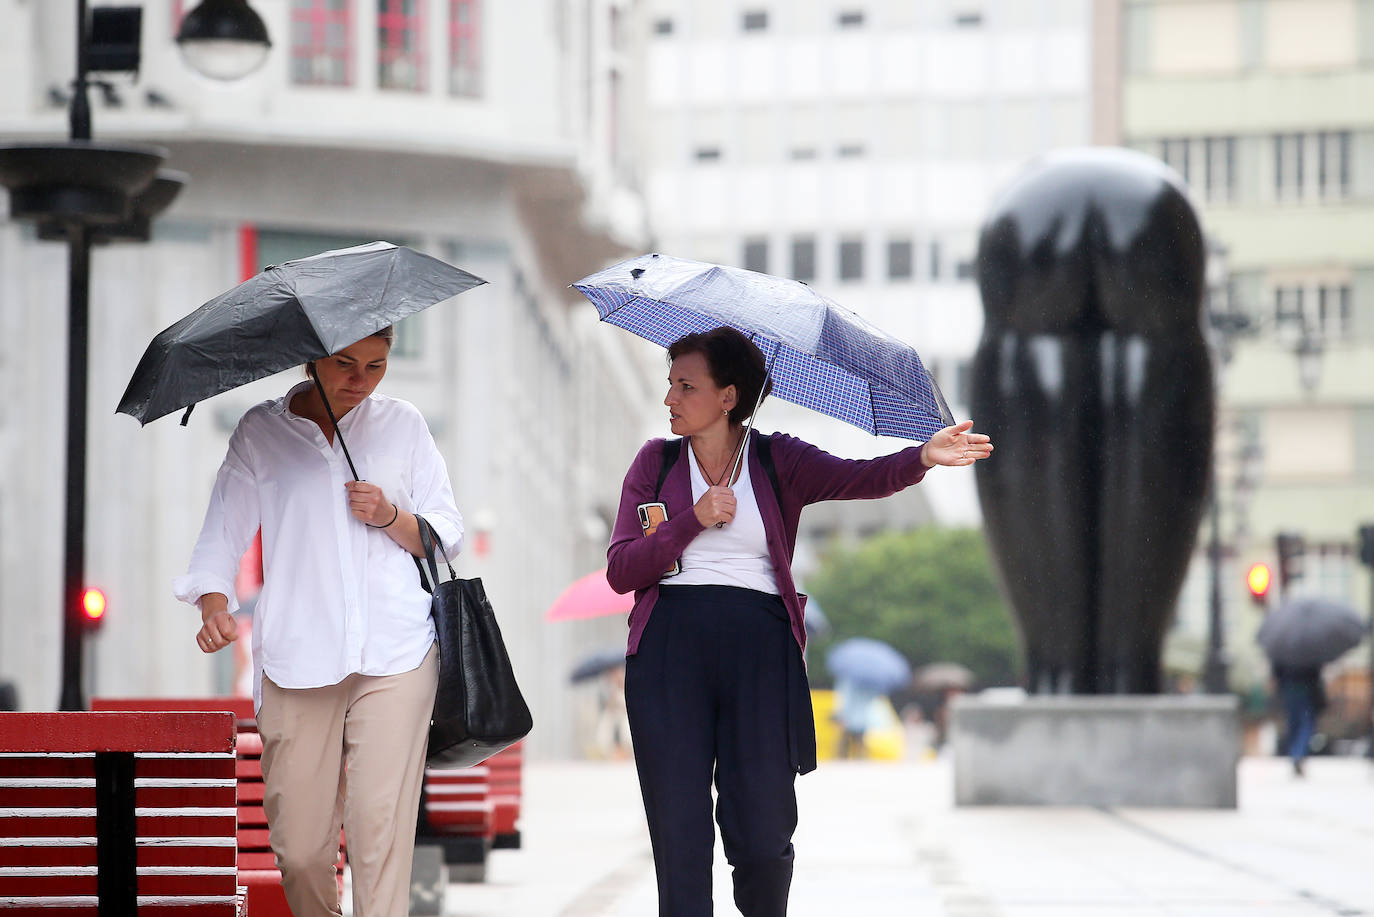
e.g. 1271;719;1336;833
117;241;485;425
569;646;628;683
1257;596;1368;669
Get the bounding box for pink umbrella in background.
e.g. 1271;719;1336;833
545;567;634;621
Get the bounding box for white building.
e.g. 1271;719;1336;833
0;0;660;759
633;0;1094;551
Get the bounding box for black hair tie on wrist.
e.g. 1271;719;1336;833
366;504;400;529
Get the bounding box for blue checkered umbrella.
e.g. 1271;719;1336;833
572;253;954;441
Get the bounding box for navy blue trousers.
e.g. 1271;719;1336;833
626;585;806;917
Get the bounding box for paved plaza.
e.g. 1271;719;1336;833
435;755;1374;917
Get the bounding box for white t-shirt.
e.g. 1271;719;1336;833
668;438;780;595
173;380;464;711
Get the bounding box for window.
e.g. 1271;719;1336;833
1274;133;1304;201
392;314;424;358
291;0;354;87
837;143;866;158
743;237;768;273
791;236;816;283
694;146;722;161
887;239;913;280
1317;131;1350;200
928;240;941;281
449;0;481;97
653;17;673;35
838;238;864;281
1274;285;1304;331
955;259;976;280
789;147;817;161
742;10;768;31
1160;137;1191;185
1317;285;1352;337
378;0;425;91
837;10;864;27
1203;136;1235;204
953;11;983;27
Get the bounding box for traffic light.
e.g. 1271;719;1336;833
1246;562;1272;607
1275;532;1304;592
80;587;107;631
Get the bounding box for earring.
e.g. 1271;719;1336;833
722;409;728;415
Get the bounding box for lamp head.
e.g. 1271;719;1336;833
176;0;271;81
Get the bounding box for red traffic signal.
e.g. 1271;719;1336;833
80;587;107;629
1246;563;1271;606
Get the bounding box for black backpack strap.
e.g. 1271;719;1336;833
655;438;682;501
755;433;783;510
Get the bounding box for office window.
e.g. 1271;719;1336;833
291;0;354;86
1160;137;1191;185
955;259;976;280
954;11;983;27
378;0;425;91
742;10;768;31
449;0;481;96
838;238;864;281
791;236;816;283
837;144;866;158
837;10;864;27
1274;285;1305;331
1203;136;1235;204
789;147;817;160
1274;133;1304;201
1317;131;1350;200
743;237;768;273
653;17;673;35
887;239;913;280
694;146;722;162
1317;285;1352;338
928;240;942;281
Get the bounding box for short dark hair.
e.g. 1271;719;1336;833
667;327;772;426
370;325;395;346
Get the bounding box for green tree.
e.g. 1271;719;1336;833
805;528;1021;688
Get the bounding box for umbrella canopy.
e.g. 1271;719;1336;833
826;637;912;694
545;567;634;622
569;646;628;683
572;254;954;441
1257;596;1367;669
913;661;974;692
118;241;485;425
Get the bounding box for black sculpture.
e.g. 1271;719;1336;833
972;148;1214;695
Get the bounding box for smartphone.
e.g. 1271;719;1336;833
637;502;681;577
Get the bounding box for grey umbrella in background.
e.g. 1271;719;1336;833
117;241;485;425
1257;596;1368;669
569;646;629;683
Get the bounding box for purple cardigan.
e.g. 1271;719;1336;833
607;429;930;655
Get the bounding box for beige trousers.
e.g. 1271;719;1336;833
257;644;438;917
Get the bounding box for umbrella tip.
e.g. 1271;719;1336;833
179;404;195;426
631;268;645;280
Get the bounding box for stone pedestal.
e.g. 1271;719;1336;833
950;693;1240;808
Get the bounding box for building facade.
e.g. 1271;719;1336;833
632;0;1095;562
0;0;660;758
1119;0;1374;708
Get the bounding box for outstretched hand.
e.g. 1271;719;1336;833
922;420;994;468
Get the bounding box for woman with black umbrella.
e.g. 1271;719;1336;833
607;326;992;917
175;327;463;917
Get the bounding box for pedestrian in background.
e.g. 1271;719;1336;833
1273;662;1325;777
175;327;464;917
834;676;878;759
607;326;992;917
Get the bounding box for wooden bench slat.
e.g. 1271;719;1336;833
0;714;236;755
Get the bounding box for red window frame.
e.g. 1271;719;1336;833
378;0;426;91
449;0;481;97
290;0;355;87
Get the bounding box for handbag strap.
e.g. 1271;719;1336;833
416;514;458;590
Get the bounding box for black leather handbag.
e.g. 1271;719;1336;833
416;516;533;768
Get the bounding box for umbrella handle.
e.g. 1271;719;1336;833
308;365;363;482
715;346;775;528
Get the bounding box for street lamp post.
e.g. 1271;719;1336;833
0;0;269;710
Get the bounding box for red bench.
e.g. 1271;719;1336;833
418;742;524;881
0;710;242;915
91;698;342;916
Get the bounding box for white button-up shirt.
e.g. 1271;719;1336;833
174;380;463;710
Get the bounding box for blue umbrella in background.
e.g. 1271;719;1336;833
573;254;954;445
826;637;911;694
803;597;831;637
